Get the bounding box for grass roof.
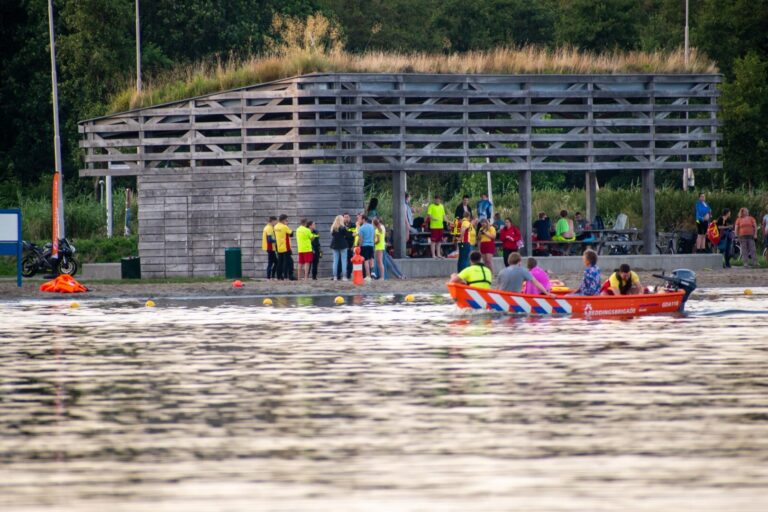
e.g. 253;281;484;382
108;46;717;114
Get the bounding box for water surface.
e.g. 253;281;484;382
1;289;767;511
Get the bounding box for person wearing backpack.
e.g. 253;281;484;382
735;207;759;267
715;209;733;268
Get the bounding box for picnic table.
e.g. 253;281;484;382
590;229;643;255
533;229;643;256
408;231;457;258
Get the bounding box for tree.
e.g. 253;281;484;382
555;0;642;51
720;53;768;188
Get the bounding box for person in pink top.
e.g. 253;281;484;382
524;257;552;295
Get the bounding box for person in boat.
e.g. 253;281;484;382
600;263;642;295
574;249;601;296
552;210;576;241
497;252;552;295
523;257;552;295
449;251;492;289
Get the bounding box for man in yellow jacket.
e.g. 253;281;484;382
261;216;278;280
273;214;295;280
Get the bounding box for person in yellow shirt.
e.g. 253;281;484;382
449;251;492;289
477;218;497;271
601;263;642;295
273;214;294;280
295;219;313;281
457;212;476;273
261;216;278;280
426;195;446;259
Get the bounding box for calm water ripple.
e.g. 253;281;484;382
1;288;767;511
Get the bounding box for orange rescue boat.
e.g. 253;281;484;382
447;269;697;318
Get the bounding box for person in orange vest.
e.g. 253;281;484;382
261;216;278;280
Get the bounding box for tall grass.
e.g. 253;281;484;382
5;189;138;241
109;14;717;113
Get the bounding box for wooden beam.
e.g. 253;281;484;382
585;171;598;223
392;170;407;258
519;169;532;257
642;168;656;255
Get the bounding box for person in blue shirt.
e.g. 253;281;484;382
356;216;376;281
575;249;601;296
695;192;712;252
476;194;492;221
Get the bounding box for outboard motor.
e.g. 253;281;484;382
653;269;697;308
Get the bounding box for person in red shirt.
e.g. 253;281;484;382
499;218;522;267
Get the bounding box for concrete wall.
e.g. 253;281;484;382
395;254;723;279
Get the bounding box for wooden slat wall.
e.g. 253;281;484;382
78;73;722;277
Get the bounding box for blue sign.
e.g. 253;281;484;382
0;209;22;287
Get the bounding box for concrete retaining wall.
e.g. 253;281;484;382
395;254;722;279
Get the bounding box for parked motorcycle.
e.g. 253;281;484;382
21;239;79;277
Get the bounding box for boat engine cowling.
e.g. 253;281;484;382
653;269;697;305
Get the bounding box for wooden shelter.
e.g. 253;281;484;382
79;73;721;277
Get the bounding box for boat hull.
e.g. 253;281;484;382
447;283;686;318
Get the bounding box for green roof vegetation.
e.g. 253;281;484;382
109;46;717;113
108;14;716;113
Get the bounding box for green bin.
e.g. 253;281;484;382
224;247;242;279
121;256;141;279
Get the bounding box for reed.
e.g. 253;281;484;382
109;14;717;113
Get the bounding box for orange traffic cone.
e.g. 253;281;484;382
351;246;365;286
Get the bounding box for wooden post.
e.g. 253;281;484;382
585;171;597;224
642;168;656;254
519;169;532;256
392;170;407;258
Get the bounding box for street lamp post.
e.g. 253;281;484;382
683;0;694;190
47;0;65;239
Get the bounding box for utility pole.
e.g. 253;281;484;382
47;0;65;238
136;0;142;93
683;0;694;191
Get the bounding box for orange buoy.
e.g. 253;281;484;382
232;280;244;288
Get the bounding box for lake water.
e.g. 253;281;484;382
1;289;767;511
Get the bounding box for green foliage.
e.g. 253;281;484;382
555;0;642;50
70;236;138;264
721;53;768;189
1;0;766;190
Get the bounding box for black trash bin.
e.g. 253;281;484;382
121;256;141;279
678;231;696;254
225;247;242;279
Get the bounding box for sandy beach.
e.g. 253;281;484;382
1;267;765;301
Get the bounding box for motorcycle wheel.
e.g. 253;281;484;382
58;257;79;277
21;255;38;278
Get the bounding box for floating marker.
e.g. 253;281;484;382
334;296;345;305
744;289;753;295
263;298;273;306
145;300;156;308
70;302;80;309
232;280;244;288
404;294;415;302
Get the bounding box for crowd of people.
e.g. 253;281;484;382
261;209;400;282
696;192;768;268
258;191;765;285
449;247;643;297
